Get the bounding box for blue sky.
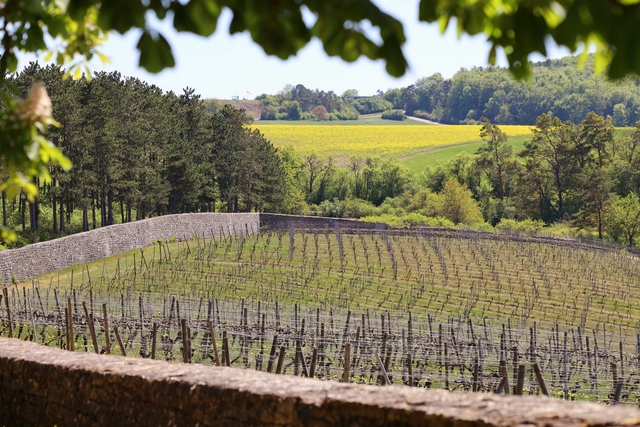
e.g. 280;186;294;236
27;0;573;100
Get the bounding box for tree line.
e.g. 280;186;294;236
4;62;640;249
1;63;289;242
257;55;640;125
311;113;640;247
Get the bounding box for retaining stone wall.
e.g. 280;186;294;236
1;338;639;427
260;213;390;232
261;213;633;255
0;213;259;285
2;212;633;285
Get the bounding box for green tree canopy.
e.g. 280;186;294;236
606;193;640;247
437;178;484;225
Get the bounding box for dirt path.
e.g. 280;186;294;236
405;116;447;125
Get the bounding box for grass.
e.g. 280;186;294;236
402;134;530;173
21;229;640;332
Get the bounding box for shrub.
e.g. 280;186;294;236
411;110;441;121
381;109;405;121
342;198;375;218
319;199;345;218
416;215;456;228
360;213;456;228
495;218;545;235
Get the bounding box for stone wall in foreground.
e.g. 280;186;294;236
0;338;638;427
0;213;259;285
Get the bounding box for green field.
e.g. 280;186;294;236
401;134;530;172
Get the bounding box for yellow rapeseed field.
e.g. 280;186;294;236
253;125;533;158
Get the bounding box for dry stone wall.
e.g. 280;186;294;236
1;338;639;427
2;212;634;285
0;213;259;285
260;213;634;255
260;213;390;232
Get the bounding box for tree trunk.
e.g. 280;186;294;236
29;201;35;231
83;208;89;232
52;194;57;234
120;200;125;223
107;188;114;226
59;198;65;233
91;193;97;229
100;188;106;227
497;164;504;200
597;209;603;240
21;197;25;231
1;192;6;227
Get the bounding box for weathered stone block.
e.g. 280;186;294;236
1;338;640;427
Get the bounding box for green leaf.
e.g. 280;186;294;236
97;0;146;33
488;45;497;66
137;31;176;73
5;53;18;73
66;0;99;21
172;0;221;36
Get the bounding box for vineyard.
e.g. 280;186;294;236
5;224;640;404
253;124;533;159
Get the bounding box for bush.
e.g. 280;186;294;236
495;218;545;235
334;110;358;120
360;214;404;227
411;110;440;122
381;109;405;121
416;216;456;228
341;198;375;218
360;213;456;228
319;200;345;218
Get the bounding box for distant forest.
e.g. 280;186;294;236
254;55;640;125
